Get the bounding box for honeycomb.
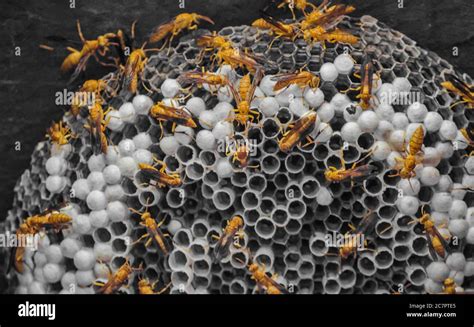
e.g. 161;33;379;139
1;14;474;294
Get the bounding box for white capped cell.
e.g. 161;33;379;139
407;102;428;122
426;262;450;282
316;187;333;206
103;165;121;185
289;97;310;117
61;272;77;291
377;83;398;106
94;263;111;280
375;103;395;121
357;110;379;132
45;244;64;264
449;219;469;239
43;263;64;284
132;94;153;115
396;196;420;216
341;122;362;143
397;178;421;196
334;53;354;74
105;146;120;165
312;122;332;142
34;252;47;268
431;193;453;213
423;111;443;132
216;158;233;178
435;142;454;159
320;62;338;82
213;101;234;121
317;102;335;123
259;97;280;117
107;201;128;222
304;88;325;108
72;214;92;234
436;175;453;192
392;112;409;129
330;93;351;114
105;109;124;132
89;210;109;228
73;249;96;271
446;253;467;272
71;179;90;201
45;175;66;194
439;120;458;141
449;200;468;220
212;121;233;140
217;85;233;102
196;130;216;150
60;238;82;259
132;149;153;166
118;102;137;124
161;78;181;98
46;156;67;176
392;77;412;93
374;120;394;140
87;171;106;191
132;133;153;149
259;75;277;96
75;270;96;288
86;190;107;211
199;110;218;129
275;84;302;107
174;125;195;145
159;136;180;156
94;243;114;262
419;167;440;186
186;97;206;117
105;184;125;202
422;147;441;167
372;141;391;161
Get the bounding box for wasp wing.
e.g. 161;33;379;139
426;233;440;261
355;211;377;235
67;52;93;84
149;21;175;43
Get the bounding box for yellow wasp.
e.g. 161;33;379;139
278;111;318;152
276;0;319;19
272;68;320;92
228;70;263;126
11;208;72;273
138;158;182;188
129;204;172;256
252;11;299;43
389;126;425;187
441;73;474;109
409;206;450;261
212;216;245;261
300;2;355;30
149;13;214;47
138;278;171;295
95;259;141;294
46;121;73;146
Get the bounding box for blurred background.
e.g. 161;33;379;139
0;0;473;219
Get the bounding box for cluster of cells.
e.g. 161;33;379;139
1;14;474;294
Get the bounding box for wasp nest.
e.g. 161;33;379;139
1;14;474;294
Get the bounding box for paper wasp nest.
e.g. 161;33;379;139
1;14;473;294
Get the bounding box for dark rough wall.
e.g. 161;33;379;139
0;0;473;219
